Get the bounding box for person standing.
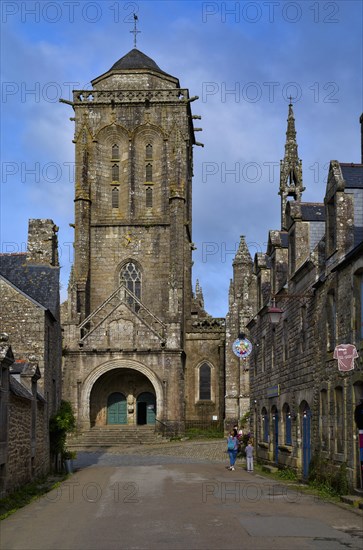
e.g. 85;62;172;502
227;430;239;471
246;440;254;472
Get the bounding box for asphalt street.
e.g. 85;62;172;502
1;443;363;550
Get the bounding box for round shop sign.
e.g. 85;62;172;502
232;338;253;358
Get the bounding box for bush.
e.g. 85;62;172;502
308;452;349;495
49;400;76;466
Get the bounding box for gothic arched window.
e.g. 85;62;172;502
112;164;119;182
120;262;141;311
145;163;152;182
112;187;119;209
112;144;119;159
146;187;153;208
146;144;153;159
199;363;211;400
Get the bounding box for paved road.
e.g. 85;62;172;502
1;441;363;550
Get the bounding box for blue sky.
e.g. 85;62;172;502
1;0;362;317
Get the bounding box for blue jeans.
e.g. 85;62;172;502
228;449;238;466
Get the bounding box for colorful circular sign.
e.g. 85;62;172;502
232;338;253;358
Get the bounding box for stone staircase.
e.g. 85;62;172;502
67;425;169;450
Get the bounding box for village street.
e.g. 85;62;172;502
1;440;362;550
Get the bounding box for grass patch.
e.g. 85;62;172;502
254;463;341;503
277;467;298;481
0;475;66;520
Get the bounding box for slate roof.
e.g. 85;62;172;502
110;49;174;78
9;375;46;402
340;163;363;188
300;203;326;222
0;253;59;318
280;232;289;248
9;376;33;400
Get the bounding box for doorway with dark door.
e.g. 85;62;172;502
136;392;156;425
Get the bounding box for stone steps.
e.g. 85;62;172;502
67;426;169;449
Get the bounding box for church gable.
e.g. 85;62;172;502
79;295;165;349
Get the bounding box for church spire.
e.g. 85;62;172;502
195;279;204;309
279;101;305;230
233;235;252;266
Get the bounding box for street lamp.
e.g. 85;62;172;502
267;291;313;324
268;298;284;324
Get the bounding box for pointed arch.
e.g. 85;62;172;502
195;360;215;402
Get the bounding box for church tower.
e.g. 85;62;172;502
62;47;225;434
279;102;305;230
62;47;198;430
224;236;255;425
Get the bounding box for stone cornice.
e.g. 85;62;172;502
73;89;189;105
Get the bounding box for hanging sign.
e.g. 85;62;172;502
333;344;358;372
232;337;253;358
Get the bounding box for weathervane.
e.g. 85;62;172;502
130;13;141;49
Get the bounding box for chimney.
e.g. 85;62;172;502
26;219;59;266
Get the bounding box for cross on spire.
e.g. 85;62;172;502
130;13;141;49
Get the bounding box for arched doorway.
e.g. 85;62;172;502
83;359;164;430
107;392;127;424
301;401;312;479
137;392;156;425
271;406;279;465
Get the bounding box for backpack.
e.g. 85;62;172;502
227;438;235;451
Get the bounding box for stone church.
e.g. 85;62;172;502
61;48;226;434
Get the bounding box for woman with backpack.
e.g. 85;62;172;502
226;430;239;471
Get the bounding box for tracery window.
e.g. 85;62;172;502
199;363;211;401
120;262;141;311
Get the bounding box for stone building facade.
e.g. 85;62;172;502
238;105;363;487
0;341;48;497
61;49;225;434
0;219;62;494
